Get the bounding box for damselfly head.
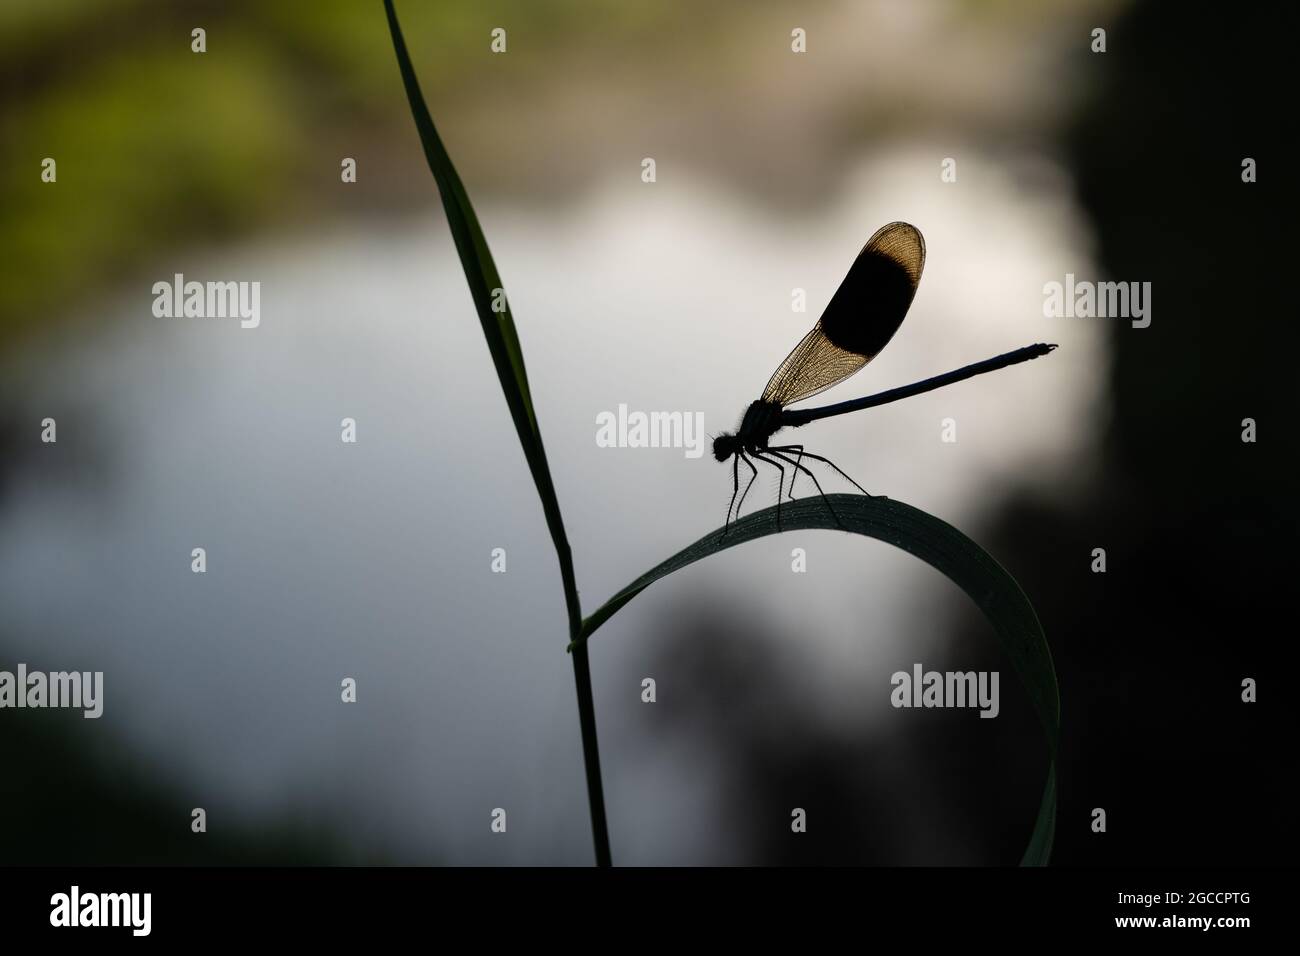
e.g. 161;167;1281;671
713;433;740;462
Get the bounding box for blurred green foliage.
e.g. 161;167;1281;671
1;0;776;348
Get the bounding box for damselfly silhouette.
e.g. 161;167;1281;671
713;221;1056;534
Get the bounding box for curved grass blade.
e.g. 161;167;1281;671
383;0;608;866
574;494;1060;866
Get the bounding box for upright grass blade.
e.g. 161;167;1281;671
574;494;1060;865
382;0;610;867
381;0;573;620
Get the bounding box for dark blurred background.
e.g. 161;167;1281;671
1;0;1292;865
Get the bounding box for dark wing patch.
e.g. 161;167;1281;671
762;222;925;406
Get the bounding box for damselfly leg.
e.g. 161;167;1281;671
767;448;845;529
769;444;876;499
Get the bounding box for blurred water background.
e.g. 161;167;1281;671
1;0;1289;865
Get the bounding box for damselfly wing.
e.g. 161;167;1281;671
762;221;925;407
